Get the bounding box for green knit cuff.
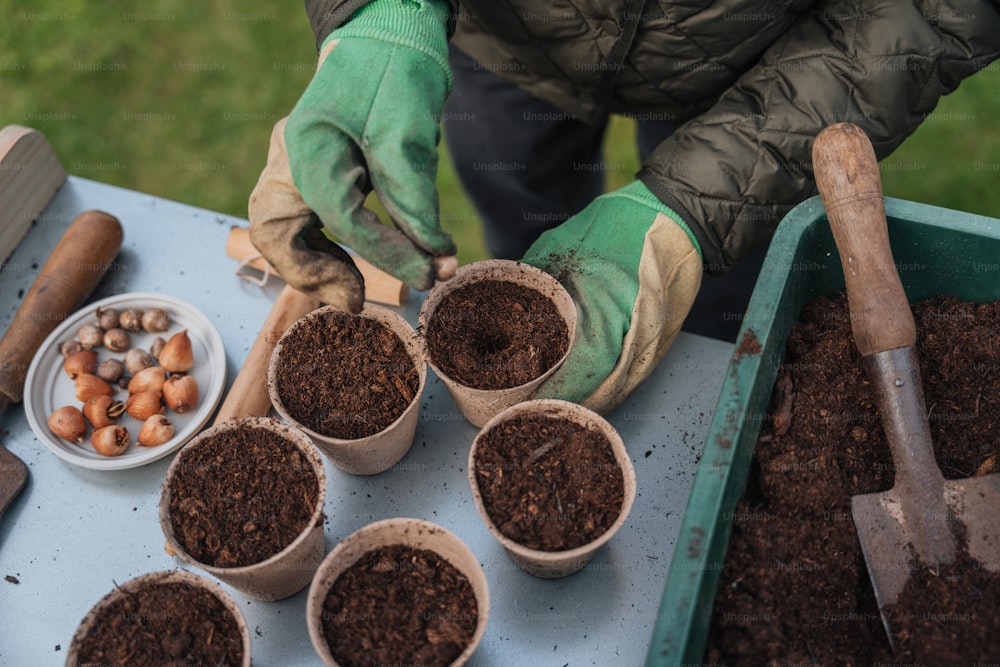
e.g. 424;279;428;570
328;0;452;91
610;181;703;258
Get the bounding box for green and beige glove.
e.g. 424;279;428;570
523;181;704;414
248;0;456;314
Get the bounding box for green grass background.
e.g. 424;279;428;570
3;0;999;267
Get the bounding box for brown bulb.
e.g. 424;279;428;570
64;349;98;379
163;374;199;413
92;425;129;457
75;373;114;402
127;366;167;395
126;390;164;421
83;395;126;430
137;414;174;447
48;406;87;443
159;330;194;373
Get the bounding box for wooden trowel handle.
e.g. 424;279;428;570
812;123;916;356
211;284;320;425
0;210;124;409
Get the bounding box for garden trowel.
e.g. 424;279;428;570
812;122;1000;650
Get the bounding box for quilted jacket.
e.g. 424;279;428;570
304;0;1000;273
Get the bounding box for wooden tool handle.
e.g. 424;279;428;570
812;123;915;356
0;210;124;407
225;226;409;307
211;284;320;425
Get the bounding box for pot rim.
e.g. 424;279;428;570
66;568;252;666
268;303;427;445
306;517;490;667
158;415;327;575
417;259;577;394
467;398;637;561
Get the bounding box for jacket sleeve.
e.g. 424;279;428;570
303;0;460;51
638;0;1000;275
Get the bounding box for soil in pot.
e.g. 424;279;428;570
474;413;624;551
704;294;1000;664
167;425;320;568
319;544;478;667
73;579;244;666
275;310;419;440
425;279;569;390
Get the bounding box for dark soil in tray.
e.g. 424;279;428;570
74;580;244;666
474;413;624;551
167;425;320;568
705;294;1000;664
275;310;419;439
320;544;478;667
425;279;569;390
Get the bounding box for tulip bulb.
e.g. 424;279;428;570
92;425;129;457
126;390;165;421
127;366;167;395
75;373;114;402
48;406;87;443
163;374;199;413
137;414;174;447
159;330;194;373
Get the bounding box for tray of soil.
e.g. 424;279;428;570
159;416;326;601
307;517;489;667
418;259;576;427
65;569;251;666
647;195;1000;665
468;398;636;578
268;303;426;475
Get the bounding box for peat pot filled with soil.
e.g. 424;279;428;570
159;416;326;601
307;518;490;667
269;303;426;475
469;399;636;578
418;260;576;427
66;569;251;667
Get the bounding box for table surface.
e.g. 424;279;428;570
0;176;734;667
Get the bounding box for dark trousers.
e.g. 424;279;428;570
441;47;766;342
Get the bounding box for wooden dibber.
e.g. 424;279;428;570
211;284;320;425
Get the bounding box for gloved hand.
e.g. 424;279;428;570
248;0;456;314
522;181;704;414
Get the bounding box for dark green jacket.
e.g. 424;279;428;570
304;0;1000;273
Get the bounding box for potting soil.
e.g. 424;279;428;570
705;294;1000;664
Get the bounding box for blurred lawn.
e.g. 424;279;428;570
3;0;1000;268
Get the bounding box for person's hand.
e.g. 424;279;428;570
522;181;704;414
248;0;456;313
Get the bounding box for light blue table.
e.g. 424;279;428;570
0;176;733;666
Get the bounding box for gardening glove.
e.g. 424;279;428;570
522;180;704;414
248;0;456;314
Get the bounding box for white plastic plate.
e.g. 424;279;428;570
24;292;226;471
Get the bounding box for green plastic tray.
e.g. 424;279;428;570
645;195;1000;665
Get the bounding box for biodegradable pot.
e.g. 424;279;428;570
468;399;636;578
418;259;577;428
66;569;251;666
268;303;426;475
307;517;490;667
159;416;326;601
